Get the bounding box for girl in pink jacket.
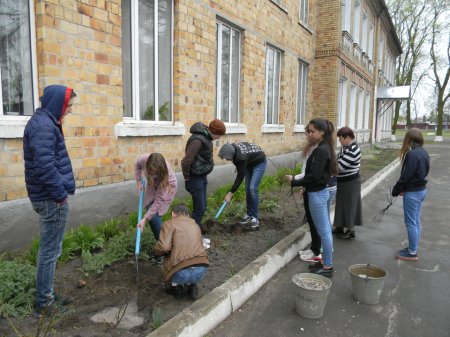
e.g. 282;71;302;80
135;153;177;240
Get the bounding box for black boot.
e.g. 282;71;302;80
187;284;198;300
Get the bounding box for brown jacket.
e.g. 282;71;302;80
155;215;209;281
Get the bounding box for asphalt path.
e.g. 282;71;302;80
209;143;450;337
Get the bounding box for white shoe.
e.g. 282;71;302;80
299;252;322;262
203;238;211;249
299;249;313;257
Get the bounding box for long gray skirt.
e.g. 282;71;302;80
334;177;363;230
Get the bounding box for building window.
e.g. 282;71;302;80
265;45;282;125
349;83;357;129
0;0;36;116
368;23;374;60
338;77;347;127
121;0;173;121
342;0;352;32
216;21;241;123
378;37;384;69
296;60;308;125
299;0;309;26
361;12;368;53
357;88;364;129
353;0;361;45
364;91;370;129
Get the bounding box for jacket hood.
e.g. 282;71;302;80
40;85;74;122
189;122;210;138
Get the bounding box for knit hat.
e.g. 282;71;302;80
218;143;235;160
208;118;226;136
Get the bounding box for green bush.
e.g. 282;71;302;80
69;224;104;253
95;218;122;241
0;260;36;317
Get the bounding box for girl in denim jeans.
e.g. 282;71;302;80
392;128;429;261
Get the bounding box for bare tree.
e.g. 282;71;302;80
386;0;432;133
429;1;450;140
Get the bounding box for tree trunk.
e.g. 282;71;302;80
406;100;412;127
436;96;444;136
391;100;402;134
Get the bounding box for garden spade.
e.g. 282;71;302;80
214;200;227;220
135;178;145;281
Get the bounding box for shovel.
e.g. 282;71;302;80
135;178;145;280
214;200;227;220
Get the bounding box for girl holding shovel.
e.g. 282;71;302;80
135;153;177;242
218;142;267;231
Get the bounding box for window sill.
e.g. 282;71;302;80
270;0;288;13
0;116;30;139
293;124;307;133
115;120;185;137
298;21;313;35
225;123;248;134
261;124;285;133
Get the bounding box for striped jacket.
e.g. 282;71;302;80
337;141;361;182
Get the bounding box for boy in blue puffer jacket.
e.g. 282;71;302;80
23;85;77;316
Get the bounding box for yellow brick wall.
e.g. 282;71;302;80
0;0;315;201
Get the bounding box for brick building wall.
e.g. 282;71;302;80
0;0;316;201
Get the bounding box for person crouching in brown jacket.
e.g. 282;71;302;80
155;204;209;299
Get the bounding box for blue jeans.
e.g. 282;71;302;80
403;189;427;254
171;266;208;285
185;175;208;226
146;205;163;241
308;188;333;267
32;200;69;308
245;160;267;219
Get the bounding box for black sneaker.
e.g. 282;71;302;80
312;267;333;278
54;294;73;306
165;284;184;298
332;227;345;235
187;284;198;300
242;217;259;231
308;261;323;272
239;215;252;225
339;230;355;240
33;303;68;318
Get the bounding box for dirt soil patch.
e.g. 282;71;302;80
0;148;398;337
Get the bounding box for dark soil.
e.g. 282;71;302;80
0;148;399;337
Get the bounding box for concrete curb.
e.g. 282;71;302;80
147;158;401;337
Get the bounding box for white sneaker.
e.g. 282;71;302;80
239;215;252;225
299;249;313;257
203;238;211;249
299;252;322;262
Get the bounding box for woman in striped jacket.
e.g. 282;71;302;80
333;126;363;239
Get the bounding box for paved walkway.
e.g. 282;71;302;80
209;143;450;337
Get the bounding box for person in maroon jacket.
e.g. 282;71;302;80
219;142;267;231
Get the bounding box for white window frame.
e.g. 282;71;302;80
378;37;384;69
368;23;374;60
342;0;352;32
357;88;364;129
0;0;39;139
115;0;184;137
296;60;308;128
262;44;284;133
299;0;309;26
349;83;357;129
361;12;368;53
338;77;347;128
364;91;370;129
216;20;246;134
353;0;361;45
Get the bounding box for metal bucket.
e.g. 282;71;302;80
292;273;332;318
349;264;387;305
